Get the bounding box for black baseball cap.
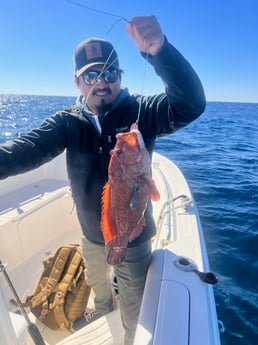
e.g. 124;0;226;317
74;37;119;77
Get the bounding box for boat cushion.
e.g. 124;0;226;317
134;249;190;344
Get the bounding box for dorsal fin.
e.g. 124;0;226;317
101;182;115;245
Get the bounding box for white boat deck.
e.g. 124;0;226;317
37;309;124;345
0;152;221;345
7;309;124;345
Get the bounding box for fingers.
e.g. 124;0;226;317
126;16;164;55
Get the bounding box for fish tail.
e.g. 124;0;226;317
106;245;127;265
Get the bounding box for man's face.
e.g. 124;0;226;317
75;64;121;115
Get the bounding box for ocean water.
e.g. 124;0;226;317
0;94;257;344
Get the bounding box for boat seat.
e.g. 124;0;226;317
0;181;70;226
0;181;80;271
134;249;190;345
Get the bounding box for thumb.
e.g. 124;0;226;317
126;21;134;38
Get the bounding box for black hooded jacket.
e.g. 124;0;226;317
0;39;206;246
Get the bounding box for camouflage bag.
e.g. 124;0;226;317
26;244;90;330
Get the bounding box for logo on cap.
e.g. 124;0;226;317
85;42;103;60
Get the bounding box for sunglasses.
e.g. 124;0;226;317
82;68;119;86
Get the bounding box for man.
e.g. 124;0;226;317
0;16;206;345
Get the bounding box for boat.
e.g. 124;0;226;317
0;152;221;345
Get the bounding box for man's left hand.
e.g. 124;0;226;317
126;16;165;56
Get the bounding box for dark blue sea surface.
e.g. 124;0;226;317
0;94;257;344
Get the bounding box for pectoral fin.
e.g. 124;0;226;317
129;184;140;209
146;178;160;201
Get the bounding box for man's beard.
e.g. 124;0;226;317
94;98;112;114
92;88;113;114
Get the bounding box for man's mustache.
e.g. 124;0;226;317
92;88;111;95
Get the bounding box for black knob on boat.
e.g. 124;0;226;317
194;270;219;285
174;256;219;284
178;257;191;266
203;271;219;285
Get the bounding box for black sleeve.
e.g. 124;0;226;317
0;112;67;179
141;37;206;128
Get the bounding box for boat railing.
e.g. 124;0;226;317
152;160;192;249
153;195;192;249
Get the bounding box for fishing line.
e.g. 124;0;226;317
84;51;119;108
66;0;128;108
106;18;127;34
135;50;149;125
65;0;128;30
84;45;150;125
66;0;149;124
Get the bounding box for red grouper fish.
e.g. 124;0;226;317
101;123;160;265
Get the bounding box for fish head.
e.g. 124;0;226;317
111;131;142;164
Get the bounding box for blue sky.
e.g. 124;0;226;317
1;0;257;102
